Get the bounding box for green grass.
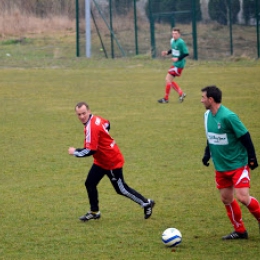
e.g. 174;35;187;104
1;56;260;260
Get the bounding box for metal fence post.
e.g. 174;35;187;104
228;0;233;56
75;0;80;57
149;0;156;58
109;0;114;58
191;0;198;60
134;0;139;55
256;0;260;59
85;0;91;58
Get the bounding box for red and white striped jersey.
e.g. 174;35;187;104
84;115;124;170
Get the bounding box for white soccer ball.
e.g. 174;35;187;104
161;228;182;247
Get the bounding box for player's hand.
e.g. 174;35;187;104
161;51;167;56
172;57;178;62
202;145;210;167
105;121;110;132
248;157;258;170
202;155;210;167
68;147;76;155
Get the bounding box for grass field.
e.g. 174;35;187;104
1;53;260;260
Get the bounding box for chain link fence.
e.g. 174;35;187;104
77;0;260;60
0;0;259;61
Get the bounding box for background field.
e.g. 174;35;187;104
1;55;260;260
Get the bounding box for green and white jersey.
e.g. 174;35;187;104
170;37;189;68
204;105;248;171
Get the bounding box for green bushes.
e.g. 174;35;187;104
243;0;259;25
208;0;259;25
208;0;240;25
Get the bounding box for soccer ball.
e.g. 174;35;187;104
161;228;182;247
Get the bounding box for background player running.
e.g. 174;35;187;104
158;28;189;104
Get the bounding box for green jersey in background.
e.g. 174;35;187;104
170;38;189;68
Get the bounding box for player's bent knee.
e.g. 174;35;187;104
237;196;250;205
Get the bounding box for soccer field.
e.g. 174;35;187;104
1;59;260;260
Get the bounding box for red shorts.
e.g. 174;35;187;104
168;66;183;77
215;165;250;189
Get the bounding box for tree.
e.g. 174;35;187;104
208;0;240;25
175;0;201;24
112;0;135;16
145;0;175;24
243;0;258;25
145;0;201;25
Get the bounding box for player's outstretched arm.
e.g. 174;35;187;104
68;147;96;157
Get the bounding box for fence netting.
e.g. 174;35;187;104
0;0;259;60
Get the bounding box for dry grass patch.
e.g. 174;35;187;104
0;11;74;39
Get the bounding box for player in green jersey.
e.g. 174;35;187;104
201;85;259;240
158;28;189;104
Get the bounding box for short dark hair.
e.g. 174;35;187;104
173;28;181;33
75;102;89;110
201;85;222;103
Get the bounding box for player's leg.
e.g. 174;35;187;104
85;164;105;211
79;164;105;221
158;72;172;103
220;187;248;239
172;80;186;103
158;67;186;103
169;67;186;102
247;196;260;233
107;168;148;204
216;170;247;239
246;196;260;223
107;168;155;219
165;73;175;99
233;166;260;227
221;187;246;231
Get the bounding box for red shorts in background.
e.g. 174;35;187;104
168;66;183;77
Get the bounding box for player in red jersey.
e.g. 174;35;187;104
68;102;155;221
